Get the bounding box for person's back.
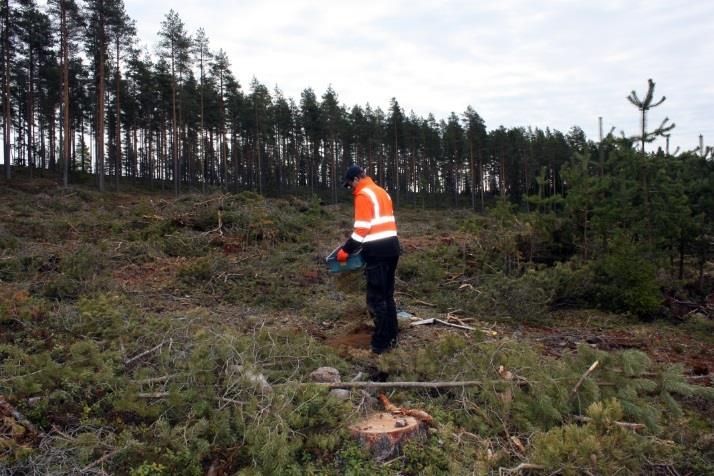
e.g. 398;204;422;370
348;175;400;261
338;165;400;354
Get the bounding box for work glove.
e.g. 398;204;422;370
336;248;349;263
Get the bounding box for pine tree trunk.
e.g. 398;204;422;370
469;140;475;210
27;47;35;175
331;137;337;204
393;120;399;207
277;132;283;194
71;121;76;170
171;41;178;196
58;106;62;173
61;0;71;188
160;122;166;190
478;148;484;212
255;108;261;194
80;116;85;172
2;0;11;179
499;146;506;199
641;109;646;154
39;116;45;172
233;131;239;192
148;128;153;189
178;70;185;191
199;52;205;194
95;6;106;191
132;127;137;177
220;74;226;190
50;112;55;170
115;35;121;190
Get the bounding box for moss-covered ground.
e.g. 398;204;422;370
1;178;712;475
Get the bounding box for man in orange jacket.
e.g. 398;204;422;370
337;165;401;354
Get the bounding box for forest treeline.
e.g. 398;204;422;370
3;3;710;205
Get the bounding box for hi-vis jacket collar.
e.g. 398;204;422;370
352;176;372;196
350;177;398;244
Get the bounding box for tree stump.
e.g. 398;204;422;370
349;412;424;460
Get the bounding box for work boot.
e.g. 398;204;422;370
371;337;398;355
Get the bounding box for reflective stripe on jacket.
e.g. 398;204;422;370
351;177;398;244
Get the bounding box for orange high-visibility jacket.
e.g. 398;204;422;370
350;177;398;244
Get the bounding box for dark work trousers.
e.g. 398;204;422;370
364;255;399;352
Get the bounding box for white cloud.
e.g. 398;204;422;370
124;0;714;151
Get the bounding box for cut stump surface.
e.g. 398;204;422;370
350;412;423;460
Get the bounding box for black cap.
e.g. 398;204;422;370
341;165;363;188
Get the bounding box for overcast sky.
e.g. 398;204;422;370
125;0;713;152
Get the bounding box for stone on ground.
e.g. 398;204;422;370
310;366;341;383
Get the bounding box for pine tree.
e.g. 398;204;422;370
47;0;82;187
191;27;211;193
320;86;341;203
389;97;402;207
272;87;292;194
443;113;464;206
158;9;190;196
2;0;15;178
299;88;320;194
249;78;270;194
210;49;229;190
109;0;134;188
16;1;52;176
626;79;674;154
626;79;676;243
83;0;120;191
462;106;487;211
224;74;241;192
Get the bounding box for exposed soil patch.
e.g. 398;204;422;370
112;256;185;291
325;322;374;351
519;316;714;384
526;325;647;354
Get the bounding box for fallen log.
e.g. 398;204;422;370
136;391;170;399
292;379;525;389
572;360;599;395
498;462;545;474
132;375;173;385
411;317;475;331
573;415;645;430
125;340;168;369
81;447;125;473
